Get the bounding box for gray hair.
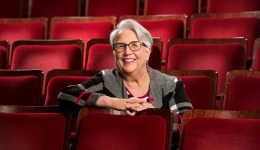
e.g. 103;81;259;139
110;19;153;49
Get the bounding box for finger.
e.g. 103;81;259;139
126;103;143;109
136;106;147;112
128;103;144;112
125;109;137;116
136;103;154;111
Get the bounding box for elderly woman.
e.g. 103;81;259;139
58;19;192;149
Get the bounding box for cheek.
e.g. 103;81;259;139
114;53;122;66
145;51;150;61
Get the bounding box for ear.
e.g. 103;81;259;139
146;48;151;62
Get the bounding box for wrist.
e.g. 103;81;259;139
106;97;116;109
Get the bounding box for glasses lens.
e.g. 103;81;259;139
114;43;125;52
129;41;141;51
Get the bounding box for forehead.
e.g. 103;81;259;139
117;29;139;43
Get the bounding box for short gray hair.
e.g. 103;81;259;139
110;19;153;49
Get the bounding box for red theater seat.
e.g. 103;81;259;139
157;70;217;109
143;0;200;28
207;0;260;13
0;0;23;18
86;0;139;21
0;41;10;69
223;70;260;110
44;69;99;142
75;107;173;150
190;12;260;63
0;18;47;66
149;37;162;69
29;0;80;22
179;109;260;150
120;15;187;66
166;38;247;96
44;69;99;106
50;16;116;69
0;105;71;150
252;38;260;70
0;70;43;106
85;39;115;70
11;40;84;96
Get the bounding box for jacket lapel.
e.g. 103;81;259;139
148;68;163;108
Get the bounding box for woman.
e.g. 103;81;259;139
58;19;192;149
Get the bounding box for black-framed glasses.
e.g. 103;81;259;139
113;41;147;53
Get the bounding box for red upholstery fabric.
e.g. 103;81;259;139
145;0;198;28
149;44;160;69
87;0;137;21
0;76;38;106
225;76;260;110
0;113;66;150
178;76;211;109
254;47;260;70
215;100;224;110
167;44;244;94
30;0;78;21
52;22;113;68
191;17;260;59
86;44;116;70
11;45;81;94
45;76;92;106
138;19;184;61
71;131;76;142
182;117;260;150
208;0;260;13
77;113;166;150
0;0;21;18
0;46;6;69
0;22;45;62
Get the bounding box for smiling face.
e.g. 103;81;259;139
115;29;151;75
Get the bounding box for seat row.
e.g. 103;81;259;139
0;12;259;66
2;0;260;26
1;69;260;110
0;105;174;150
1;105;260;150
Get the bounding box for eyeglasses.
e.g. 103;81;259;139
113;41;147;53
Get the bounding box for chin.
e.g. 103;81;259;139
120;65;137;73
122;68;136;74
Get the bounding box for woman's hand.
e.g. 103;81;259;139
96;96;136;116
110;98;138;116
125;97;155;115
96;96;154;116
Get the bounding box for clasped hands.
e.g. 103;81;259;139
113;97;155;116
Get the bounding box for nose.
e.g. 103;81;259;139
124;45;132;55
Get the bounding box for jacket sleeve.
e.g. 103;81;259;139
163;79;193;150
171;80;192;134
57;72;105;117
